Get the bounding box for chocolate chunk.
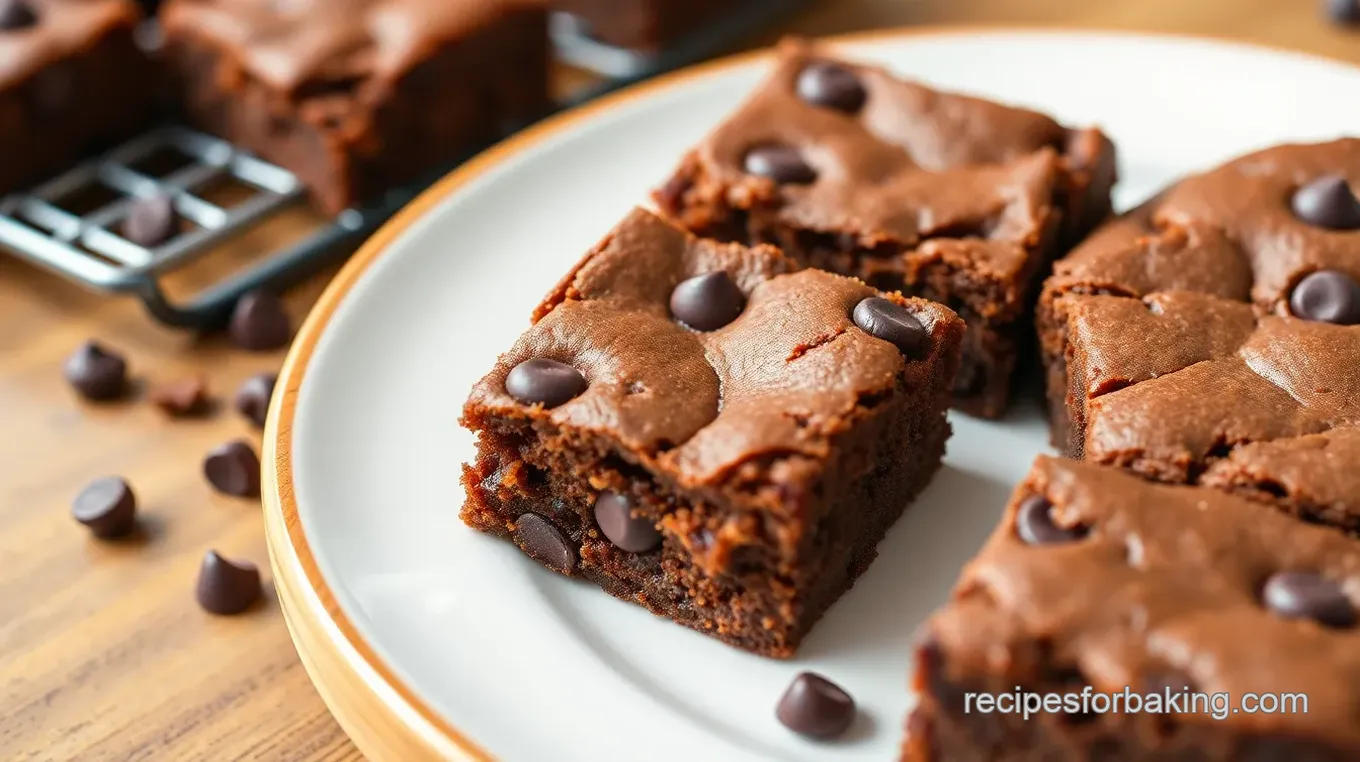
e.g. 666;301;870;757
150;376;210;417
1291;175;1360;230
504;359;586;408
1327;0;1360;24
1263;571;1355;628
796;62;867;113
743;145;817;185
594;491;661;553
0;0;36;30
670;271;746;331
1015;494;1084;545
233;372;277;428
853;297;927;355
775;672;856;739
203;440;261;497
122;194;178;248
64;340;128;401
1289;269;1360;325
195;550;262;615
514;513;576;573
72;476;137;539
228;291;292;351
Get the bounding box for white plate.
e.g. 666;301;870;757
266;29;1360;761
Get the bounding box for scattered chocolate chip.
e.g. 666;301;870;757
121;194;177;247
504;359;586;408
776;672;856;739
228;291;292;351
203;440;261;497
514;513;576;573
150;376;210;417
64;340;129;401
670;271;746;331
0;0;36;29
796;61;867;113
1015;494;1084;545
594;491;661;553
72;476;137;538
852;297;927;355
233;372;277;427
743;145;817;185
1263;571;1355;628
1291;175;1360;230
1326;0;1360;25
1289;269;1360;325
195;550;262;615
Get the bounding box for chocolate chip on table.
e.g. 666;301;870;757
514;513;576;573
1291;174;1360;230
233;372;278;427
594;491;661;553
122;194;178;248
72;476;137;539
0;0;37;30
1015;494;1084;545
1326;0;1360;25
743;145;817;185
195;550;262;615
852;297;927;355
796;62;867;113
504;359;586;408
64;340;129;401
203;440;261;497
1263;571;1356;628
670;271;746;331
150;376;210;417
776;672;856;739
228;290;292;351
1289;269;1360;325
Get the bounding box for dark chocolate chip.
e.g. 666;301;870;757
1289;269;1360;325
670;271;746;331
122;194;177;248
852;297;927;355
594;491;661;553
203;440;261;497
150;376;210;417
776;672;856;739
796;61;867;113
514;513;576;573
1015;494;1084;545
504;359;586;408
228;291;292;351
72;476;137;538
743;145;817;185
195;550;262;615
233;372;277;428
64;340;129;401
1263;571;1355;628
1291;175;1360;230
0;0;36;29
1327;0;1360;25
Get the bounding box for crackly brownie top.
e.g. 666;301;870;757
0;0;140;89
923;456;1360;744
464;207;962;497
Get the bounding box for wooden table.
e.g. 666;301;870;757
2;1;1355;759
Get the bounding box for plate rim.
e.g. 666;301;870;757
260;25;1360;761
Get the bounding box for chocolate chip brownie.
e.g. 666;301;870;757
555;0;751;50
655;38;1117;418
460;207;964;658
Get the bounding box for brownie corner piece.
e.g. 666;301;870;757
460;207;963;657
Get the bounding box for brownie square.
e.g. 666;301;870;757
0;0;159;196
460;207;963;657
161;0;551;215
555;0;750;50
655;39;1117;418
905;456;1360;762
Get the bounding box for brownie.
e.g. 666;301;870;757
555;0;748;50
0;0;159;196
1039;140;1360;528
160;0;551;215
905;456;1360;762
460;207;964;658
654;39;1117;418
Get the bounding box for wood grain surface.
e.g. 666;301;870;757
2;1;1356;760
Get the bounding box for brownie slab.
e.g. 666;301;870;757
905;456;1360;762
555;0;748;50
655;39;1117;418
461;208;964;658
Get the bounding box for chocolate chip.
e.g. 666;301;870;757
150;376;210;417
776;672;856;739
234;372;277;428
1263;571;1355;628
0;0;36;29
122;194;177;248
594;491;661;553
796;62;867;113
853;297;927;355
1015;495;1084;545
64;340;128;401
514;513;576;573
72;476;137;538
203;440;261;497
504;359;586;408
228;291;292;351
195;550;262;615
1291;175;1360;230
1289;270;1360;325
743;145;817;185
670;271;746;331
1326;0;1360;25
